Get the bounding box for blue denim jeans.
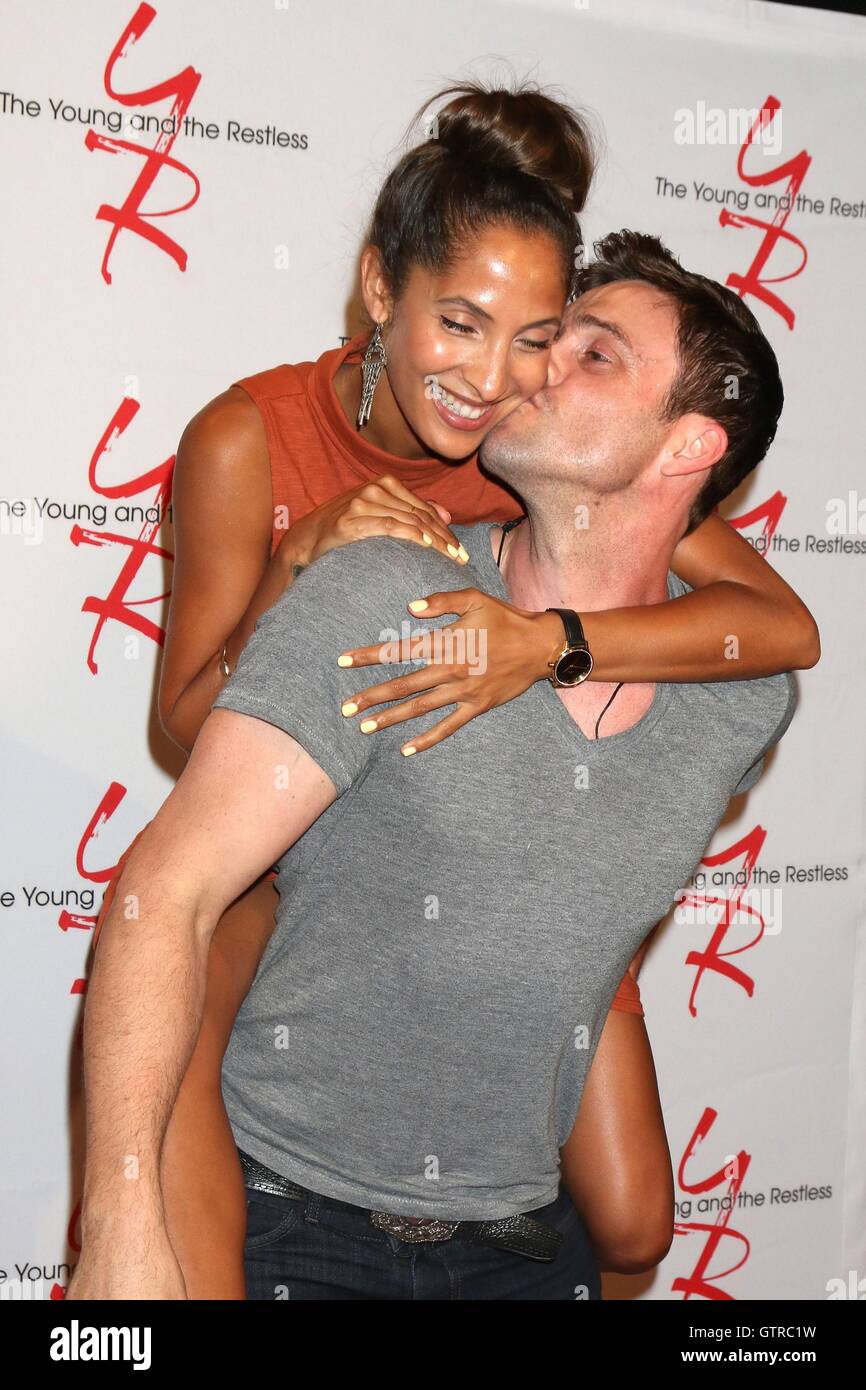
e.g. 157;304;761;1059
243;1174;602;1301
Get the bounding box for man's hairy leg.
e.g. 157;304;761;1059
160;876;279;1300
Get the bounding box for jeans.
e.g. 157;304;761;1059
243;1173;602;1301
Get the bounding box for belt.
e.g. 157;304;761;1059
238;1148;564;1263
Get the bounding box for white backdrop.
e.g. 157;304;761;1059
1;0;864;1301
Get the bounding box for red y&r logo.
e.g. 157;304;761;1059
726;491;787;550
61;782;130;1004
673;1107;751;1300
70;397;174;674
86;3;202;283
721;95;811;329
675;826;772;1017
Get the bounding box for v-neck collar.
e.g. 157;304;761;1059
467;520;676;754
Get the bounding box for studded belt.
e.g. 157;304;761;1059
238;1148;564;1263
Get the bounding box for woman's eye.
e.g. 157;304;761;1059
519;337;553;352
440;315;475;335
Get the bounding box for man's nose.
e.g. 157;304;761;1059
545;333;570;387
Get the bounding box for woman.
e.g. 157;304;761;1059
91;81;818;1298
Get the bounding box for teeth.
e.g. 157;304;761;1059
424;374;487;421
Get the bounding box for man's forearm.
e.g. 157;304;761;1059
64;704;336;1298
79;838;217;1241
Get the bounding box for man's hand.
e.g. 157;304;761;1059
66;1217;187;1301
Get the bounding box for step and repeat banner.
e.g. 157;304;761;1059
1;0;864;1301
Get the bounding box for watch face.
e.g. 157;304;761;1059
554;647;593;686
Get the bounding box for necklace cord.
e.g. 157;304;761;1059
494;516;623;739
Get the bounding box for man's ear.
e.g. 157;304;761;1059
659;415;728;478
359;245;394;328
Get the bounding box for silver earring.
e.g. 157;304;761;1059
357;322;388;429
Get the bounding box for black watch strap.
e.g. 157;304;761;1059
546;607;587;650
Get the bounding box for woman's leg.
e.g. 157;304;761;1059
158;875;280;1299
559;1008;675;1275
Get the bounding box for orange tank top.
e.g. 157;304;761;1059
231;332;526;557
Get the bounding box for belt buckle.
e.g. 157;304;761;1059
369;1210;460;1243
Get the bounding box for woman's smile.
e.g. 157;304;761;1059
424;373;501;432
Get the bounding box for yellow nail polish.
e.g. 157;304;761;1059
341;701;358;717
360;718;378;733
447;544;459;557
402;745;417;756
422;532;433;545
457;544;469;562
337;654;353;667
408;599;428;613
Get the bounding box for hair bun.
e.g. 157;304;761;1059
368;78;597;303
425;81;594;216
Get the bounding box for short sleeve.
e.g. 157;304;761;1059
731;671;798;796
211;538;427;796
731;757;765;797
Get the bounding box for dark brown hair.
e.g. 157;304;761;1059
367;80;596;304
575;230;784;534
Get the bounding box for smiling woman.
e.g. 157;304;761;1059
331;81;593;462
340;223;566;451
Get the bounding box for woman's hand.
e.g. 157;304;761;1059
283;474;469;572
336;589;565;754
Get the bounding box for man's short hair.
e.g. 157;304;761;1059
574;230;784;534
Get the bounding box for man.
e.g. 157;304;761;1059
67;232;808;1301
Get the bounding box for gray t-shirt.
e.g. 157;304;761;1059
213;521;797;1220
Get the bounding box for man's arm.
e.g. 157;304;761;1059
67;709;336;1300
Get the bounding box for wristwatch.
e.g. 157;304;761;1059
545;608;593;687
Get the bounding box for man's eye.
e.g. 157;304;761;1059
585;348;612;363
440;315;475;335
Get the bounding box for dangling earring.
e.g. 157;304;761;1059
357;322;388;430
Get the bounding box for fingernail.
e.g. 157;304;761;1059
341;701;358;717
408;599;428;613
447;544;459;557
360;718;378;733
337;654;353;667
457;544;470;562
402;745;417;756
422;532;433;545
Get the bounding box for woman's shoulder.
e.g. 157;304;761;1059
180;380;269;458
232;338;356;410
175;342;339;477
231;358;315;407
174;384;272;508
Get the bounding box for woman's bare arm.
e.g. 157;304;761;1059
158;388;294;753
580;510;820;682
331;510;820;755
